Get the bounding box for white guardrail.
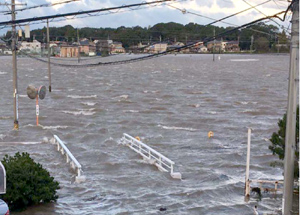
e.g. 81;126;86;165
120;133;182;180
52;135;86;183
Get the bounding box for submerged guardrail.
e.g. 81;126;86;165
52;135;85;183
120;133;182;179
244;128;296;197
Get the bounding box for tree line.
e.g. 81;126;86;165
4;21;290;52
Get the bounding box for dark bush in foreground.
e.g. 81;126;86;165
0;152;59;211
269;106;299;178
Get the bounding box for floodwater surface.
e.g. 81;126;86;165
0;54;292;214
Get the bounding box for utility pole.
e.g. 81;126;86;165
47;19;51;92
42;33;45;57
213;28;215;62
11;0;18;130
159;35;161;53
277;34;280;54
250;35;254;53
282;0;299;214
77;28;80;63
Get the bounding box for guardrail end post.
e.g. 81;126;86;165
75;175;86;183
170;172;182;180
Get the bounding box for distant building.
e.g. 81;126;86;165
79;39;90;55
0;39;6;54
49;42;60;56
167;42;189;53
60;45;78;58
207;40;227;52
96;40;113;55
145;43;168;53
225;41;240;52
207;40;240;52
95;40;124;55
188;41;204;53
129;42;148;53
20;40;41;53
111;42;125;53
89;42;96;56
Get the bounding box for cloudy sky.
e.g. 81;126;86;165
0;0;292;34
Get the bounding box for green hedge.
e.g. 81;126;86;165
0;152;60;211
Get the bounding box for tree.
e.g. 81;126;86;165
0;152;60;211
269;106;299;178
254;37;270;52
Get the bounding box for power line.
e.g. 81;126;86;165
0;0;177;26
207;0;272;26
241;0;287;31
0;0;185;31
168;4;277;37
0;0;81;14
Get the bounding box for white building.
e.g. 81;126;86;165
20;40;41;53
146;43;168;53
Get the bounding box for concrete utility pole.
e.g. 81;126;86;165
277;35;280;54
47;19;51;92
42;33;45;57
159;35;161;53
213;28;215;62
11;0;18;130
250;35;254;53
77;28;80;63
282;0;299;214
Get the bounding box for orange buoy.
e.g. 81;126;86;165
208;131;214;138
135;136;141;141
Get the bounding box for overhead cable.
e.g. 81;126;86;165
240;0;287;31
0;0;81;14
207;0;272;26
168;4;277;36
0;0;177;26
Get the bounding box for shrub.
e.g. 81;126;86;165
0;152;59;211
269;106;299;178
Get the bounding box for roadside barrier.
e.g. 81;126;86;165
120;133;182;179
244;128;295;197
52;135;85;183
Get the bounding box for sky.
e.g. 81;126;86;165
0;0;292;35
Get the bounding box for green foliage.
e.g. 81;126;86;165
254;37;270;53
269;106;299;178
0;152;59;211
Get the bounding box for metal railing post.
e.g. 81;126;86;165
245;128;251;197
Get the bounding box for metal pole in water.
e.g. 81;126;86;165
250;35;254;53
245;128;251;197
12;0;19;130
36;95;39;126
77;28;80;63
283;1;299;214
213;28;215;62
47;19;51;92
